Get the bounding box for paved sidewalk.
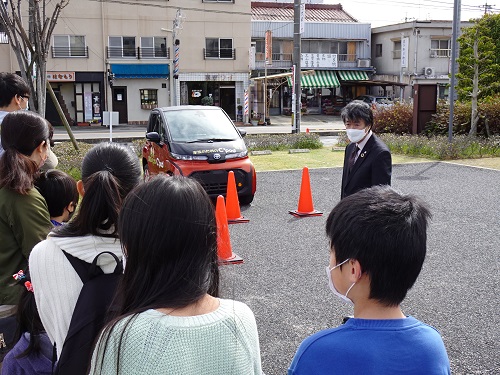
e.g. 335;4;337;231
52;114;345;142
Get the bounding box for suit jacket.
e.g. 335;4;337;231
341;134;392;199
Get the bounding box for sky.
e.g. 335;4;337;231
323;0;499;27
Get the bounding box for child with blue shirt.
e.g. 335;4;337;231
289;185;450;375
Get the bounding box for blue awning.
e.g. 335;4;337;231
111;64;169;79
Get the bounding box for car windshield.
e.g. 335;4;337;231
164;108;239;143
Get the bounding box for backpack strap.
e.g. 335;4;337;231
61;251;102;283
89;251;123;276
62;250;123;282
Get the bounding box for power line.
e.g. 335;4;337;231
89;0;252;16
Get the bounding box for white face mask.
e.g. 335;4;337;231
346;128;367;143
326;258;356;305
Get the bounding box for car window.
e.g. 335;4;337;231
164;109;239;143
148;112;161;134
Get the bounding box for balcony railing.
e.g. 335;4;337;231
140;47;170;59
106;46;172;59
51;46;89;58
430;48;451;58
204;48;236;59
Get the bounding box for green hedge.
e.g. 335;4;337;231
244;133;323;151
373;102;414;134
372;95;500;136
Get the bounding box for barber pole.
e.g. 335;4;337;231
244;90;249;123
173;40;180;79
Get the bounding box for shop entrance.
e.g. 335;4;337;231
112;87;128;124
219;86;236;120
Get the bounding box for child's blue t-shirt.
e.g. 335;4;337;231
289;316;450;375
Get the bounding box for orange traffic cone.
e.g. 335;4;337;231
289;167;323;217
226;171;249;224
216;195;243;265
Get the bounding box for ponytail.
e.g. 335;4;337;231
54;170;122;237
52;142;142;238
0;149;39;194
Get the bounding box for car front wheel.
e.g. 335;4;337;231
239;194;254;205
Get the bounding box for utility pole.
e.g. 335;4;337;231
448;0;461;143
481;2;494;14
292;0;303;134
162;9;183;107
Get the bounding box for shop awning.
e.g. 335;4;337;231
111;64;169;79
287;70;340;88
337;70;369;81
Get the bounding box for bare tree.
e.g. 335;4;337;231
0;0;69;117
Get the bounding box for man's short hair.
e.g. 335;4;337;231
0;72;30;107
340;100;373;127
325;186;432;306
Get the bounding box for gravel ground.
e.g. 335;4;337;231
219;162;500;375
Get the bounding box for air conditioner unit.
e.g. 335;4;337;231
424;67;435;76
357;59;371;68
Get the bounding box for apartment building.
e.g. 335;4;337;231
250;1;373;117
371;20;471;100
0;0;251;124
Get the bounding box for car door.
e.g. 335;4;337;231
146;111;178;176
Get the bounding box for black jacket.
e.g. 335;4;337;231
341;134;392;199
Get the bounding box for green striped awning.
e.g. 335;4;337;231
337;70;369;81
287;70;340;88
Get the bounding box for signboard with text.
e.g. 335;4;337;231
401;37;409;68
301;53;338;68
47;72;75;82
265;30;272;64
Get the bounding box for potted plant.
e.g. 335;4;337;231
201;95;214;106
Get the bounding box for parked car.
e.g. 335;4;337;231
354;95;393;108
143;106;256;205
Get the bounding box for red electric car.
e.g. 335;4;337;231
142;106;256;205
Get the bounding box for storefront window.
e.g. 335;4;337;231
140;89;158;110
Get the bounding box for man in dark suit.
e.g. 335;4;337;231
340;100;391;199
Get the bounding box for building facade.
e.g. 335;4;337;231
250;1;373;119
0;0;251;125
371;20;471;100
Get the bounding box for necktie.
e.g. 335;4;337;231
348;145;359;173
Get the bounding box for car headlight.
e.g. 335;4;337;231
171;152;208;161
225;150;248;159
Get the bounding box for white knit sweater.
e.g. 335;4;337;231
29;234;123;358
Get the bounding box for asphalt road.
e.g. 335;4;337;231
218;163;500;375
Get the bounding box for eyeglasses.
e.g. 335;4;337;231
18;95;30;101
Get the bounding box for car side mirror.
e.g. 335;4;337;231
238;129;247;137
146;131;161;143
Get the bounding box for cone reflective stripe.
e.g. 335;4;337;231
216;195;243;265
226;171;249;224
289;166;323;217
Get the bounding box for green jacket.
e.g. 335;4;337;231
0;187;52;305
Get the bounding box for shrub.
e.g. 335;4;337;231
373;102;414;134
426;100;472;135
427;95;500;136
53;141;94;180
244;133;323;151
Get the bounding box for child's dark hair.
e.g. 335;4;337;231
52;142;142;238
0;111;50;194
325;185;432;306
35;169;78;217
13;271;46;358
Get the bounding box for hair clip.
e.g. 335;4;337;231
13;270;26;281
24;281;34;293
